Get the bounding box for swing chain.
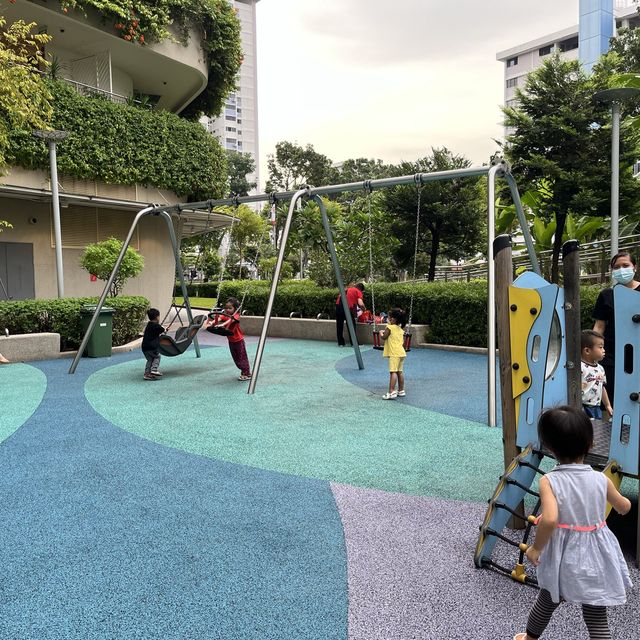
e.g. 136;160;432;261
214;199;240;309
407;174;422;328
366;185;377;330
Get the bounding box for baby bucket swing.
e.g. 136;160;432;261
370;176;422;352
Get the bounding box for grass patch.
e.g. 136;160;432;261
174;297;216;309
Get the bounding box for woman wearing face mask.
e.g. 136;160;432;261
592;251;640;404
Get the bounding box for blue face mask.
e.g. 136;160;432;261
612;266;635;285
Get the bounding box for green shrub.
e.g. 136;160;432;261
0;296;148;351
172;280;609;347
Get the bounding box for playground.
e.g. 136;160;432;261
1;332;638;639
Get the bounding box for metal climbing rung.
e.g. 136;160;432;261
484;528;528;551
493;501;529;522
518;460;545;475
505;478;540;497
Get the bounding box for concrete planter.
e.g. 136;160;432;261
238;315;429;346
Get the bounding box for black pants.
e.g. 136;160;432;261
335;304;356;346
526;588;611;639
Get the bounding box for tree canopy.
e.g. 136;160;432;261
80;238;144;296
502;54;640;281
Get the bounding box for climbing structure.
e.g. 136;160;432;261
474;237;640;582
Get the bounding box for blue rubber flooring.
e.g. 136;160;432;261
336;347;502;425
0;354;347;640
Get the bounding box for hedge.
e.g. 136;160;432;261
175;280;609;348
0;296;149;351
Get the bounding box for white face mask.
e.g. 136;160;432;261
612;266;635;285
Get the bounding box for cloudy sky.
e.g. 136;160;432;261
255;0;579;187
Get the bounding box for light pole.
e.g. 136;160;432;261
594;87;640;258
33;129;69;298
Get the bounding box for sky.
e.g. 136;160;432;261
255;0;579;187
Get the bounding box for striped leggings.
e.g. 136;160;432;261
526;589;611;639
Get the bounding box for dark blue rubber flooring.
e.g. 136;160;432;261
336;347;502;425
0;354;347;640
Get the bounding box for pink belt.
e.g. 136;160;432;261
556;521;606;532
531;516;606;532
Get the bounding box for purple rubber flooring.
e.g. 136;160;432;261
332;484;639;640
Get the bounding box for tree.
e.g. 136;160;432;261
383;148;486;281
226;150;256;196
80;238;144;296
265;141;337;192
0;18;53;232
502;55;640;282
227;204;269;276
0;18;52;174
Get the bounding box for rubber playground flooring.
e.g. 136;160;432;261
1;337;638;640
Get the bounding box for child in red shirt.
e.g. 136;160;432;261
208;297;252;381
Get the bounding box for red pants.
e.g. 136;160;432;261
228;339;250;376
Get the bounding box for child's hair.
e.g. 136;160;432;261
388;307;407;329
355;282;365;292
226;297;240;311
538;405;593;462
581;329;604;351
610;251;636;268
147;308;160;321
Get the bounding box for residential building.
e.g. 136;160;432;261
0;1;234;308
202;0;260;191
497;0;640;112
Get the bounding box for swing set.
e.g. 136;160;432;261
69;159;537;428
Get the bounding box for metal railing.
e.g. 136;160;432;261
427;234;640;283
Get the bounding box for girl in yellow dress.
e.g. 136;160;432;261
380;307;407;400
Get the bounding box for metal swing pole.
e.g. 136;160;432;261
313;194;364;369
69;205;157;374
247;188;308;394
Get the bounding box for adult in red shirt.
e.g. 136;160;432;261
335;282;365;346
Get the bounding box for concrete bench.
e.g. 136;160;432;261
0;333;61;362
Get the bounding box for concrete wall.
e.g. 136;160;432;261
0;197;175;314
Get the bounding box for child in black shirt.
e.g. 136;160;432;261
141;308;165;380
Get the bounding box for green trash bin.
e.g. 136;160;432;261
80;305;115;357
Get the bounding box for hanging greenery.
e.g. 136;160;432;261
52;0;242;117
5;80;228;199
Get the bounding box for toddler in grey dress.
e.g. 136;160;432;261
514;406;632;640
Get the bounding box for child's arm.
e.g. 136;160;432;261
525;475;558;566
380;326;390;340
602;386;613;416
607;477;631;515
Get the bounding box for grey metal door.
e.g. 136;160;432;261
0;242;35;300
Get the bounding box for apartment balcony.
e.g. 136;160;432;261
4;0;208;113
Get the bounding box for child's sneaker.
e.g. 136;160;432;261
143;374;156;380
382;391;398;400
397;390;406;397
150;371;163;377
238;374;252;381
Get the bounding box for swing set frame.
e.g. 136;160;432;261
69;159;539;427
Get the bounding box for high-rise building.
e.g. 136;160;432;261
203;0;260;192
497;0;640;111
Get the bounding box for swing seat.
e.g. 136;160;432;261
158;315;206;357
403;331;412;353
372;329;384;350
205;311;234;337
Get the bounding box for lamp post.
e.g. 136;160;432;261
594;87;640;258
33;129;69;298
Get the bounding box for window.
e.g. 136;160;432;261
539;45;552;56
225;115;236;121
506;99;518;108
506;56;518;68
237;142;243;149
226;138;236;144
506;77;518;88
559;37;578;53
237;119;242;124
226;126;236;132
